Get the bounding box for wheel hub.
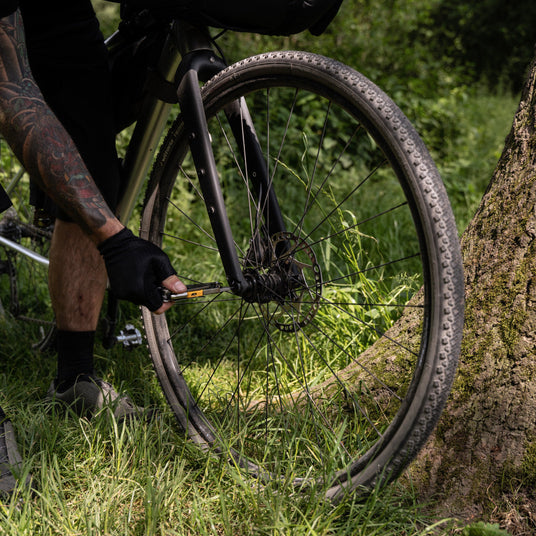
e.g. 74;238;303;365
243;232;322;331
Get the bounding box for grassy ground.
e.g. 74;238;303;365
0;321;513;535
0;317;463;536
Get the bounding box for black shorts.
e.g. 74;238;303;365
20;0;121;221
0;1;18;18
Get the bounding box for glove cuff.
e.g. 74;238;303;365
97;227;134;256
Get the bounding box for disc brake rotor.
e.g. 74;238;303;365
260;232;323;332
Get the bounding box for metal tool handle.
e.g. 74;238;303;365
160;282;231;302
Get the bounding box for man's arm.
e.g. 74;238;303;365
0;10;186;311
0;10;121;243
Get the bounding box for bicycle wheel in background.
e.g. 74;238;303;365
0;138;55;351
141;51;464;499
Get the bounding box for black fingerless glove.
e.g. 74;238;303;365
98;228;176;311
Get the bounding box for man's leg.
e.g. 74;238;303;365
49;221;106;332
20;1;149;418
48;222;144;421
20;0;116;384
48;220;106;385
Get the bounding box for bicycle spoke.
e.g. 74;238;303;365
324;252;421;285
166;198;216;245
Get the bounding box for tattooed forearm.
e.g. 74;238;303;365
0;11;117;239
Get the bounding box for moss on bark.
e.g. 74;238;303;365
409;54;536;534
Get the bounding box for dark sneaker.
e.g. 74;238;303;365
0;411;31;500
46;375;151;421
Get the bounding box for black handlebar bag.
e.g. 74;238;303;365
119;0;344;35
111;0;343;128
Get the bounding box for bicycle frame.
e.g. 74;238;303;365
0;168;50;267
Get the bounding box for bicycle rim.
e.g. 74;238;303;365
141;52;464;499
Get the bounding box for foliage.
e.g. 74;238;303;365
92;0;120;36
210;2;516;236
462;521;511;536
427;0;536;92
0;317;462;535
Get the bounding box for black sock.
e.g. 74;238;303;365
55;330;95;391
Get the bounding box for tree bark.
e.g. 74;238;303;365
411;54;536;533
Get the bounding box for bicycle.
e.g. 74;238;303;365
0;0;464;501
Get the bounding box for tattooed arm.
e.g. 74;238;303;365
0;10;122;243
0;10;184;311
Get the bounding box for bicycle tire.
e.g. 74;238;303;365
0;137;56;351
140;51;464;499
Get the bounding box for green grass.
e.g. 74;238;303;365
0;316;464;536
430;91;519;234
0;265;509;535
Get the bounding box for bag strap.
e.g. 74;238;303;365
309;0;344;36
0;183;12;213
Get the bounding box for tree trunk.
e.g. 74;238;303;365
411;54;536;533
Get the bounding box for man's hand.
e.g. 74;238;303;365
157;274;184;314
97;227;186;313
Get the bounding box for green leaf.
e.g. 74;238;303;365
462;521;511;536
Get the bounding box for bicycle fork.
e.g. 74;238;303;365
175;41;287;299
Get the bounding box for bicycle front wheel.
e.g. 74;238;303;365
141;51;464;499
